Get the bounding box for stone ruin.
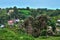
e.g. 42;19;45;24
21;15;56;37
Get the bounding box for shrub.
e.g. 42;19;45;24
0;28;34;40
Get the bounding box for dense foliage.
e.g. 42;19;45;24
0;28;34;40
0;6;60;24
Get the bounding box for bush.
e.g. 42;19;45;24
41;30;47;36
0;28;34;40
0;28;19;40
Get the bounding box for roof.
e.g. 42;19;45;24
57;20;60;22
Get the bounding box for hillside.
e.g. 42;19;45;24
0;28;60;40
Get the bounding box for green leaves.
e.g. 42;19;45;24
0;28;34;40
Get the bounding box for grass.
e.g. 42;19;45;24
0;27;60;40
35;36;60;40
18;10;30;15
0;28;34;40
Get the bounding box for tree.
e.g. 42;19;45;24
26;7;30;10
49;18;56;32
30;10;38;18
13;6;18;14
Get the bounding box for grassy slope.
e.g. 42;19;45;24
35;36;60;40
0;28;60;40
0;28;34;40
0;28;19;40
18;10;30;15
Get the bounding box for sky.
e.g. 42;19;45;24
0;0;60;9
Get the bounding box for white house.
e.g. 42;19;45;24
7;9;14;15
0;24;5;28
56;19;60;26
14;19;20;23
9;9;14;13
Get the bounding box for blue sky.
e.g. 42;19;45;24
0;0;60;9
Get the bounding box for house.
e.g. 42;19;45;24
8;20;14;25
8;9;14;13
56;19;60;26
7;9;14;15
0;24;5;28
14;19;20;24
